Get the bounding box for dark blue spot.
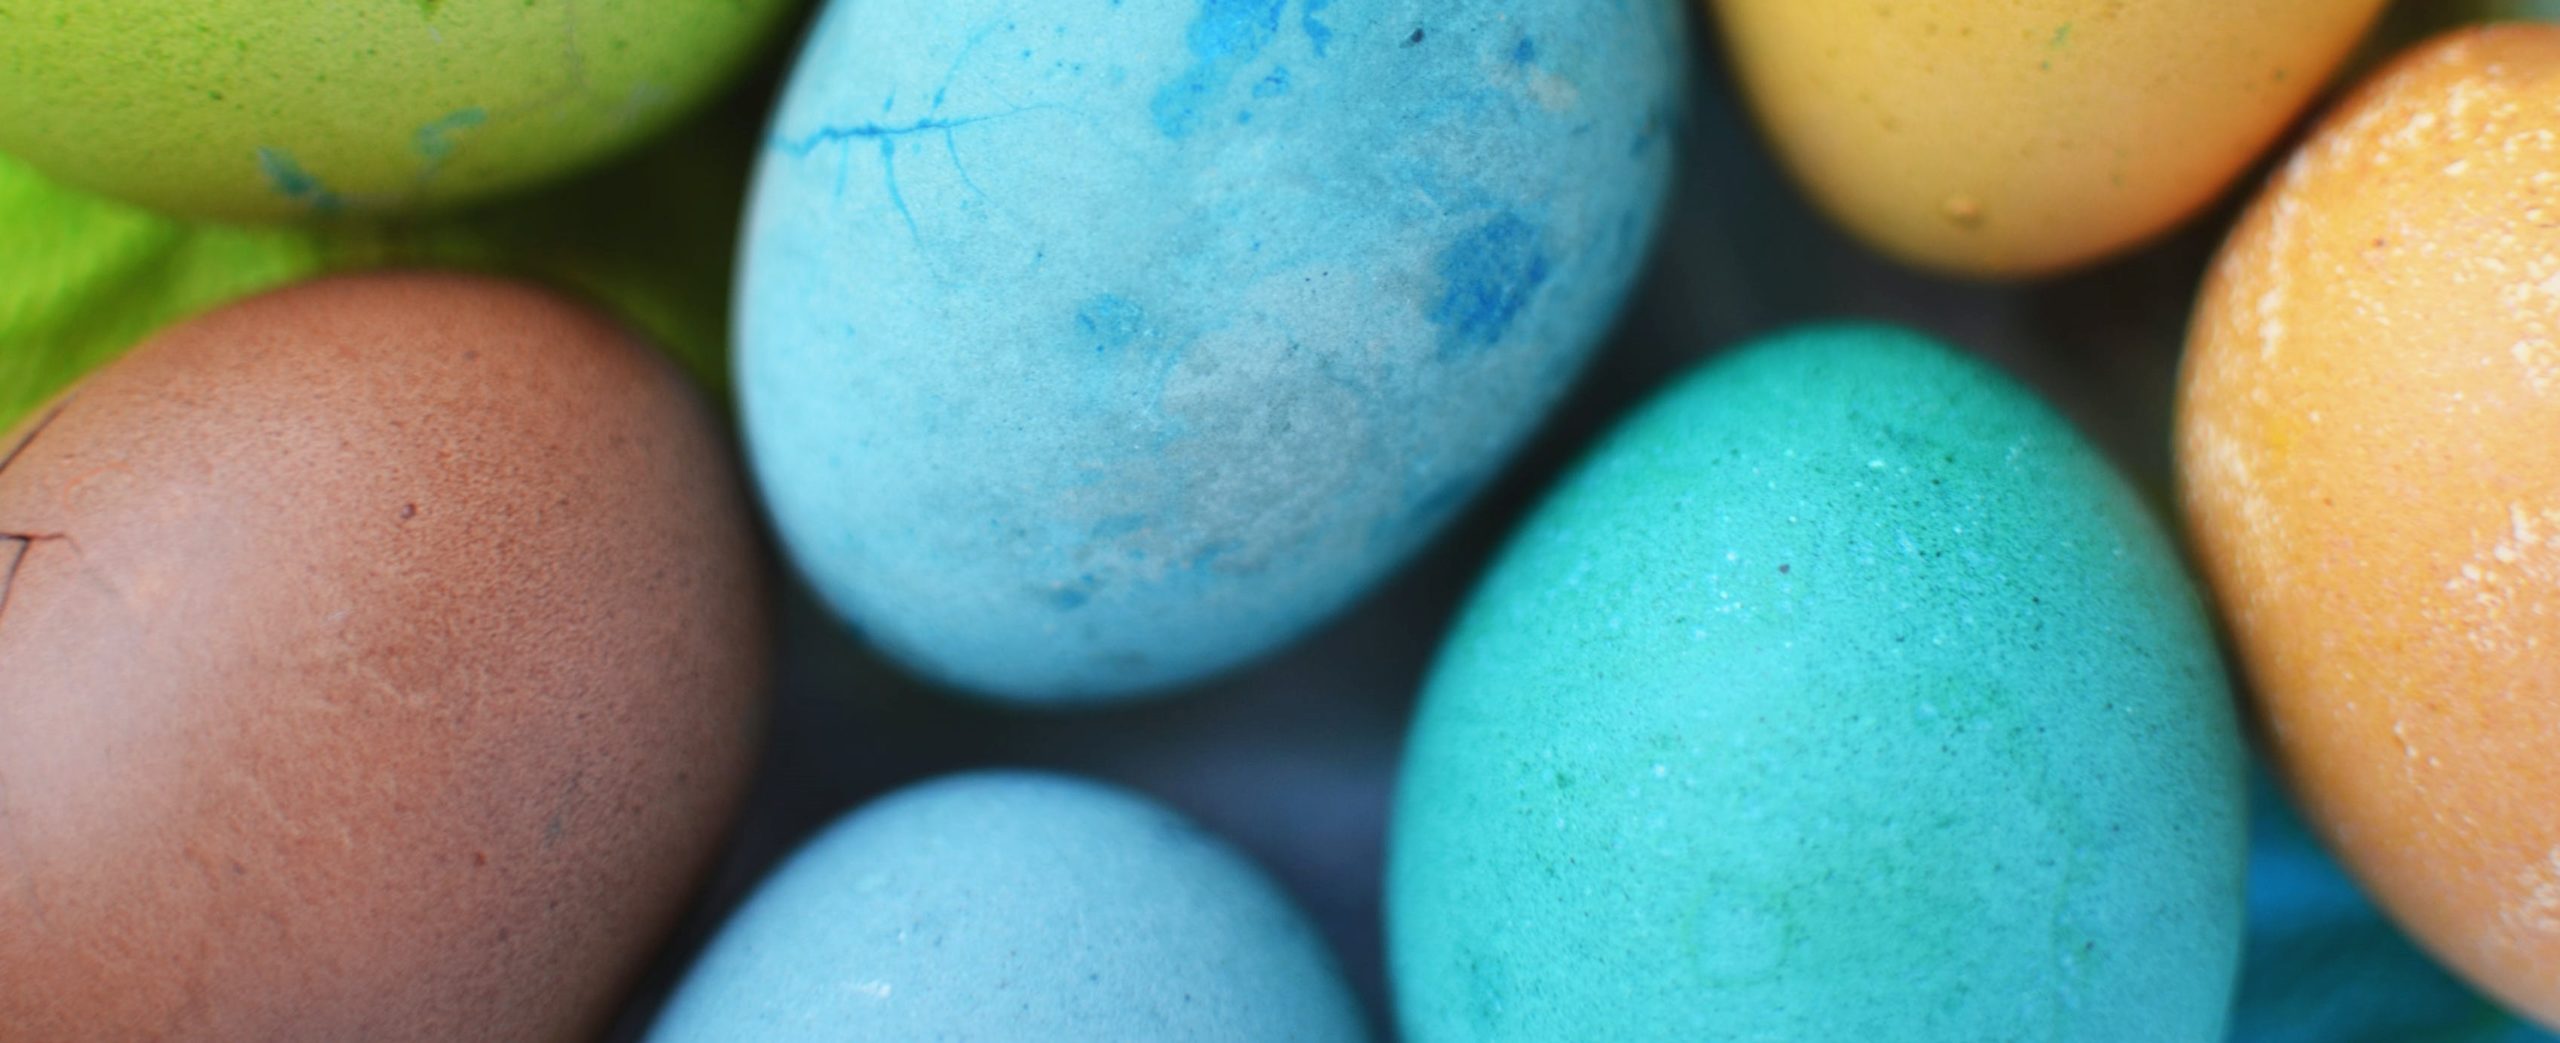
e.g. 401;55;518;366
412;107;486;161
255;148;341;214
1513;38;1537;65
1149;0;1286;138
1045;576;1098;610
1252;66;1291;98
1076;295;1146;352
1430;214;1550;357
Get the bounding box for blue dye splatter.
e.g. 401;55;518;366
412;107;487;161
1301;0;1334;56
1149;0;1286;138
1513;38;1538;65
1430;214;1551;356
1252;66;1291;98
255;148;341;214
1076;295;1147;352
1045;576;1098;610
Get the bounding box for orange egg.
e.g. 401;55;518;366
1710;0;2387;278
2180;26;2560;1029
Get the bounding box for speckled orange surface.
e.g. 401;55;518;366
2180;25;2560;1030
1711;0;2386;278
0;274;768;1041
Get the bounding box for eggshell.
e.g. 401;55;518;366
2232;771;2558;1043
0;0;793;220
646;771;1368;1042
1708;0;2388;277
0;274;768;1041
738;0;1686;702
2178;25;2560;1029
0;90;760;433
1391;326;2247;1040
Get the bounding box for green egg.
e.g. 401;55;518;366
1388;325;2247;1042
0;92;751;432
0;0;792;220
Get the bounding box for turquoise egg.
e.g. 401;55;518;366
736;0;1686;702
646;772;1368;1042
1388;326;2248;1041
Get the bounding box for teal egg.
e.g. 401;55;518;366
647;771;1368;1042
1387;325;2247;1041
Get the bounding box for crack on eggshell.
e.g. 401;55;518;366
0;537;24;629
0;392;75;482
0;532;75;634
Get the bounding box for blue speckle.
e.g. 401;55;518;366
1046;577;1097;610
412;107;487;162
1430;214;1551;357
1076;295;1147;352
255;147;341;214
1149;0;1287;138
1302;0;1334;56
1513;38;1538;66
1253;66;1291;98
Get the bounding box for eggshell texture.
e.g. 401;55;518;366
1709;0;2387;277
2232;772;2558;1043
2179;26;2560;1029
0;0;792;220
1391;326;2247;1041
739;0;1685;702
0;98;760;431
646;771;1369;1042
0;274;768;1041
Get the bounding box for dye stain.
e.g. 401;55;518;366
413;107;489;162
1430;214;1550;356
1150;0;1288;138
254;147;342;214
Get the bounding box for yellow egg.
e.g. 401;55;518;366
2179;25;2560;1030
1709;0;2388;278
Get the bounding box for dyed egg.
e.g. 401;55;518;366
2179;26;2560;1030
2232;771;2558;1043
0;0;792;220
0;274;768;1041
1709;0;2387;277
1392;326;2247;1040
647;772;1368;1042
0;98;758;433
739;0;1686;702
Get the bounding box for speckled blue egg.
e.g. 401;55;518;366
645;771;1369;1042
1388;325;2249;1041
736;0;1686;701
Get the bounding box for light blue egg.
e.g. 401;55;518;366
736;0;1686;701
645;771;1369;1042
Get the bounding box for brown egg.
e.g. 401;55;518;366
0;273;767;1041
2180;26;2560;1029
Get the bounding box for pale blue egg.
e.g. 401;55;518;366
645;772;1368;1042
736;0;1686;702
